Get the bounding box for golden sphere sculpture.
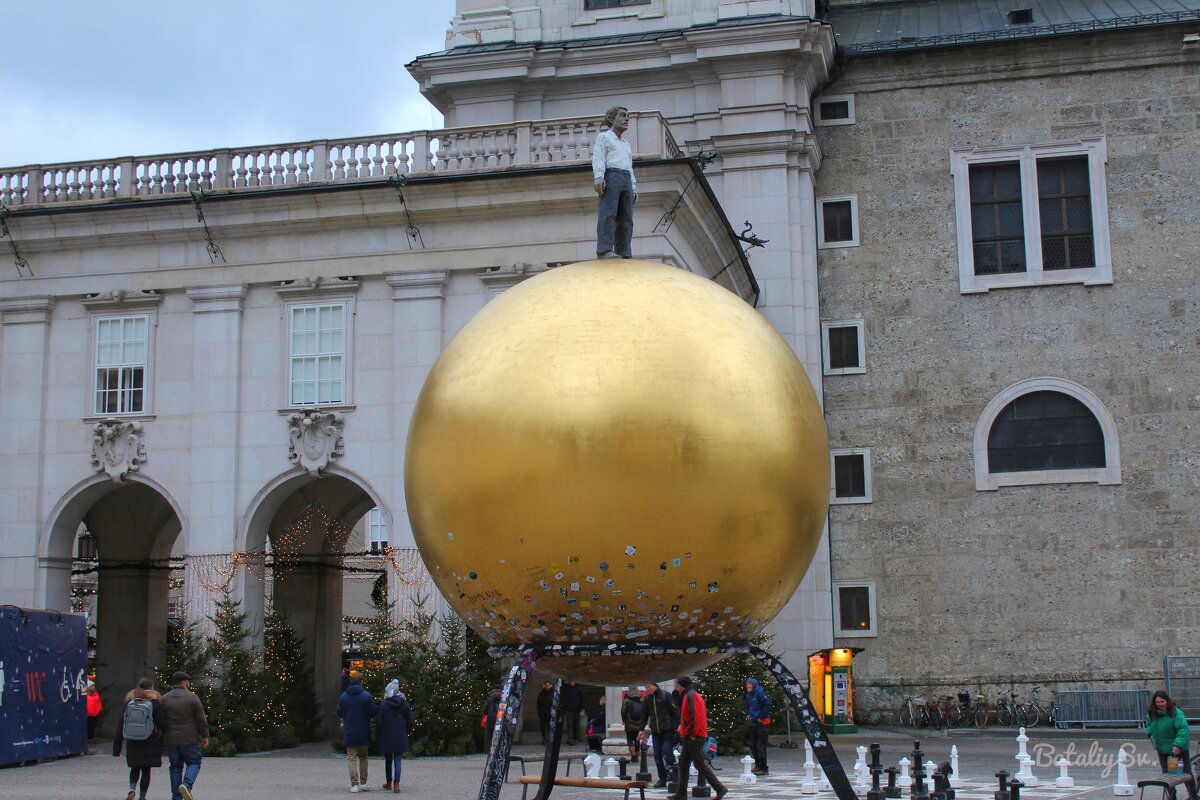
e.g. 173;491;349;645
405;260;829;684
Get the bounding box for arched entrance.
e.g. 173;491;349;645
241;467;383;731
42;475;185;734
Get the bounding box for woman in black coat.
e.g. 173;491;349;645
112;677;168;800
376;682;414;793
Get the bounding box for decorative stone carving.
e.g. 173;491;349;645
80;289;162;309
90;418;146;482
287;410;345;476
273;275;360;297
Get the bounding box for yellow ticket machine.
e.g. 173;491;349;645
808;647;862;734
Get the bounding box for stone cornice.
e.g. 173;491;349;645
384;269;450;301
185;283;248;313
272;275;361;299
80;289;163;310
0;295;56;324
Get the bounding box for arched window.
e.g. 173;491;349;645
974;378;1120;490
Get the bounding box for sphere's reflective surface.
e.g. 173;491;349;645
406;260;829;683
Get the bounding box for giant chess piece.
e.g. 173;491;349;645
884;766;901;800
994;769;1011;800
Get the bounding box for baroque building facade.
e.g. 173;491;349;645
1;0;1198;724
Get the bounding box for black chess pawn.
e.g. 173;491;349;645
635;741;652;782
693;767;712;798
868;766;885;800
666;763;680;795
617;756;631;780
884;766;901;800
1010;779;1024;800
994;770;1011;800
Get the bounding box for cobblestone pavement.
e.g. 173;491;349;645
0;728;1181;800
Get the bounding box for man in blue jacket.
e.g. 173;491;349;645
745;678;773;775
338;672;377;792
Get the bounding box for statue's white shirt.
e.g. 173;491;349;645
592;129;635;191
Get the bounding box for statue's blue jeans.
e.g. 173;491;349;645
597;167;634;258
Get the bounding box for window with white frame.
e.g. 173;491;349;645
974;377;1121;490
94;315;149;415
833;580;876;637
289;303;346;406
950;137;1112;293
822;320;865;375
815;94;855;126
830;448;872;504
817;195;859;248
367;507;388;553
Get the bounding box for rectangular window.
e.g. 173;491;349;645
830;448;872;504
951;138;1112;293
833;581;877;637
94;315;148;415
584;0;648;8
822;320;866;375
289;303;345;406
815;94;856;126
368;507;388;553
817;195;860;248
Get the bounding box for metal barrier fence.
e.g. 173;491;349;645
1165;655;1200;722
1053;688;1150;728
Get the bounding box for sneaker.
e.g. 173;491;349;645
359;786;371;792
350;786;359;794
600;251;622;260
714;787;729;799
126;791;136;800
179;786;194;800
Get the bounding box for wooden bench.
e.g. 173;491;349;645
507;752;587;779
1137;773;1197;800
518;775;648;800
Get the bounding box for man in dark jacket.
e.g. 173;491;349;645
563;681;584;746
745;677;773;775
672;676;726;800
159;671;208;800
536;681;554;743
645;680;679;788
337;673;377;792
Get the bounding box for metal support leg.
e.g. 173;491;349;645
750;644;859;800
479;648;540;800
532;676;566;800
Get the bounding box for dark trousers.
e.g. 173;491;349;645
87;716;98;740
129;766;151;797
566;709;581;743
596;168;634;258
677;734;724;794
651;730;678;782
383;752;403;783
749;724;769;770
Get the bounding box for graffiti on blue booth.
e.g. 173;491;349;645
0;607;88;765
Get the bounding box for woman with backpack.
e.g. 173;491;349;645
112;677;168;800
621;686;649;758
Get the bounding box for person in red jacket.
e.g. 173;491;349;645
86;680;103;754
671;676;727;800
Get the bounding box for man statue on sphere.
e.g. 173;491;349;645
593;105;637;259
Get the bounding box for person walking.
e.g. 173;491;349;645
671;676;727;800
745;677;772;775
376;680;413;794
1146;690;1196;796
592;105;637;259
586;695;607;753
160;671;208;800
645;680;679;788
621;686;649;758
536;681;554;743
563;680;584;746
112;677;168;800
338;671;377;793
86;679;102;754
482;684;503;752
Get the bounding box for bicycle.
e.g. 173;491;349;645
899;695;930;728
1021;687;1057;728
943;691;988;729
994;690;1019;727
973;695;990;729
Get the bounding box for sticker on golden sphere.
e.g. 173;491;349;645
405;259;829;684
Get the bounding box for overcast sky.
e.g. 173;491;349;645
0;0;458;167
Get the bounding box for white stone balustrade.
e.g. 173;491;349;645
0;112;681;208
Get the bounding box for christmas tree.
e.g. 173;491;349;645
262;605;320;744
694;639;787;754
156;615;210;692
205;592;274;755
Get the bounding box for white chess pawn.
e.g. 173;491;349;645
1055;756;1075;789
603;757;619;779
899;757;913;789
818;763;833;792
742;754;758;785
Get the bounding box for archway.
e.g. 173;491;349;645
42;475;185;734
241;467;382;732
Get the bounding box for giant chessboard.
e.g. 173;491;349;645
726;774;1100;800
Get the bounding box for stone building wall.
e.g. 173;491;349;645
814;29;1200;719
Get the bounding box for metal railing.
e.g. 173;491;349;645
1053;687;1151;728
0;112;683;208
1165;655;1200;722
